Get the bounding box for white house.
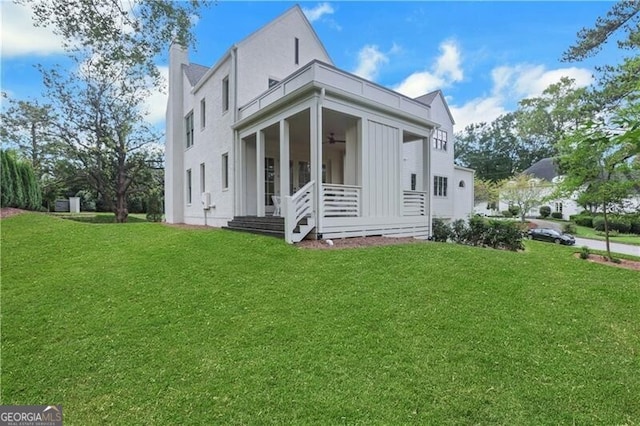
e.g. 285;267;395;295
165;5;474;242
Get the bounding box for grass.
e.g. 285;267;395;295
540;217;640;246
2;213;639;424
48;212;149;223
573;224;640;246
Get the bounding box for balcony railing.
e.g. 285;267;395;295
322;184;361;217
402;190;427;216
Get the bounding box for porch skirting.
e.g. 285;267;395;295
320;216;429;239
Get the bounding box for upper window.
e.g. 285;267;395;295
411;173;417;191
433;176;448;197
458;180;465;188
433;129;447;151
294;37;299;65
200;98;206;129
185;111;194;148
222;76;229;112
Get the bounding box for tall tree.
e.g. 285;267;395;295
562;0;640;106
20;0;207;221
0;95;59;180
556;103;640;259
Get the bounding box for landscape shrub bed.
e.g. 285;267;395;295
432;216;524;251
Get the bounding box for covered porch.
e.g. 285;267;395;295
233;61;436;243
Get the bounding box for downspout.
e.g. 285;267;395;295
231;46;239;217
316;87;325;236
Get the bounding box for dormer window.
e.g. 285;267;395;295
268;78;280;88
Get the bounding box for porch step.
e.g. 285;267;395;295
225;216;285;238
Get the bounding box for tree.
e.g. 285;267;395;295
474;178;499;212
20;0;207;222
499;174;550;223
1;149;42;210
0;95;59;180
563;0;640;107
556;103;640;260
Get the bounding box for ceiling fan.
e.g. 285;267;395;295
325;132;346;144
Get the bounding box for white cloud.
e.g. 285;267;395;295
450;96;507;131
302;3;334;23
144;66;169;125
449;64;594;131
352;45;389;81
394;40;463;98
1;2;65;58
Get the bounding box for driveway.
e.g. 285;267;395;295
528;219;640;257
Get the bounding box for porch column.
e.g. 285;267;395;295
310;95;323;231
279;119;290;200
256;130;265;217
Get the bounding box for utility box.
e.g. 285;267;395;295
69;197;81;213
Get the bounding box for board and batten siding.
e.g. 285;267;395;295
362;120;401;217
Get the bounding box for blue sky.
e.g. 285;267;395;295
1;1;621;132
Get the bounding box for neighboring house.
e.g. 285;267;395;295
498;157;640;219
165;5;474;242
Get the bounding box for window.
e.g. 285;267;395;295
268;78;280;88
265;157;275;206
458;180;465;188
200;98;206;129
200;163;206;193
555;202;563;213
411;173;417;191
186;169;192;204
433;176;448;197
222;76;229;112
294;37;299;65
433;129;447;151
298;161;310;187
185;111;194;148
221;153;229;189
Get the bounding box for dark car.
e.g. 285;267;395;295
527;228;576;245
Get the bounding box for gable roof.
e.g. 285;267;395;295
183;63;210;86
523;157;559;181
414;90;455;125
237;5;333;64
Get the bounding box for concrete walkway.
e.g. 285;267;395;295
528;219;639;257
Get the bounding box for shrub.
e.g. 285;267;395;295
508;205;520;217
539;205;551;218
484;219;524;251
579;246;590;260
501;210;513;218
146;190;164;222
627;215;640;235
466;216;488;246
450;219;468;244
550;212;563;219
593;216;631;233
571;215;593;228
562;223;577;235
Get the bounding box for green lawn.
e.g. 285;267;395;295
574;224;640;246
2;214;639;424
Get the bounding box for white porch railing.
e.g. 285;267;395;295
283;180;316;243
402;190;427;216
323;184;361;217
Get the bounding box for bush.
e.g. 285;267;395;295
571;214;593;228
501;210;513;218
508;205;520;217
593;216;632;234
146;190;164;222
562;223;577;234
579;246;590;260
450;219;468;244
539;205;551;218
627;215;640;235
550;212;563;219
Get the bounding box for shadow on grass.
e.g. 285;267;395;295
52;213;149;224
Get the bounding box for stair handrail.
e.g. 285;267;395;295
283;180;315;243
